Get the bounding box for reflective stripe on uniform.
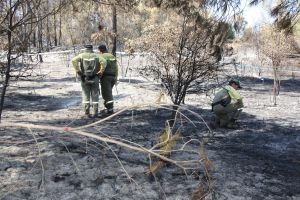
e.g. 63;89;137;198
84;58;97;61
105;101;113;105
92;102;98;104
82;101;90;104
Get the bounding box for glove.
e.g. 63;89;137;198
97;72;103;79
235;99;244;109
77;71;85;82
77;71;83;76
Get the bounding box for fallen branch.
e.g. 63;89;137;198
0;122;190;169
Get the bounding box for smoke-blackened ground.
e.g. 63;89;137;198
0;51;299;200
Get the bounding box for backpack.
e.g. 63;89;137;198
212;87;231;109
80;57;99;80
103;59;117;76
217;87;231;106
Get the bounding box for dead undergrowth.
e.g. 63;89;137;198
0;103;215;199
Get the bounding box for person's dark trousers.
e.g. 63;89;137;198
101;75;116;111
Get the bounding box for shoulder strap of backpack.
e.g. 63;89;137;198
222;86;229;92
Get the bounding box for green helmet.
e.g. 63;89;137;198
229;79;242;89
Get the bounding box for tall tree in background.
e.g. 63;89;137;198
112;3;117;56
127;12;232;112
0;0;68;121
122;1;243;114
256;26;293;105
90;0;138;53
250;0;300;33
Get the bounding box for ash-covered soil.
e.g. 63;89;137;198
0;54;300;200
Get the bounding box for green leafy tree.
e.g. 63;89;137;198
250;0;299;33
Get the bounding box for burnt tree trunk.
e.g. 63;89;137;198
46;15;51;50
0;3;13;121
37;10;43;62
59;8;62;45
112;4;117;56
271;58;281;105
54;12;57;46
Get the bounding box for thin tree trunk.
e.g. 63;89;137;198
0;2;13;121
272;65;279;105
46;15;51;50
54;12;57;46
32;17;36;47
37;10;43;62
21;4;28;51
38;19;43;50
112;4;117;56
58;4;62;46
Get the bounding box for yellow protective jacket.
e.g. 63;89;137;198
213;85;243;107
72;51;106;75
100;53;118;79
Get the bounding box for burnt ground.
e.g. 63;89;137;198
0;59;300;200
208;120;300;200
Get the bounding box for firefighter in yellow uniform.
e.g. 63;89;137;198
212;79;244;128
71;45;106;117
98;44;118;114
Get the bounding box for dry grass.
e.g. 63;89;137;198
146;126;182;174
191;145;214;200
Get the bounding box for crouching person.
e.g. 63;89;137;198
212;79;244;128
72;45;106;118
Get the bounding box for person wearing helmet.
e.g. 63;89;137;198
98;44;118;114
212;79;244;128
72;45;106;118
